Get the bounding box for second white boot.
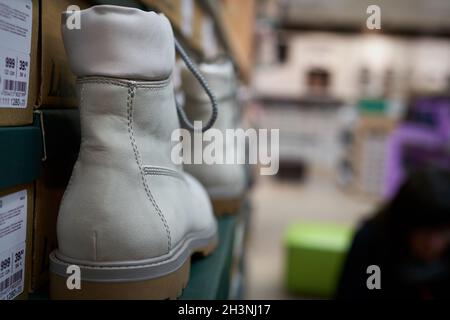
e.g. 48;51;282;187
181;59;247;215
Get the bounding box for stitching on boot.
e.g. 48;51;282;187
142;165;186;183
77;76;172;89
126;84;172;252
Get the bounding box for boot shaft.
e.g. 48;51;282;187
62;5;175;80
62;5;180;170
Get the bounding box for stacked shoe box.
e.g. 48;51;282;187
0;0;40;300
0;116;42;300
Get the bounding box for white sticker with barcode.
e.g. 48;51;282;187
0;190;27;300
0;47;30;108
0;0;32;109
0;0;33;54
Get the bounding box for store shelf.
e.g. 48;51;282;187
0;114;43;190
229;200;252;299
180;215;237;300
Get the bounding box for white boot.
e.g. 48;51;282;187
49;5;217;300
181;59;247;215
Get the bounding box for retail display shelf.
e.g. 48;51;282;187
180;215;238;300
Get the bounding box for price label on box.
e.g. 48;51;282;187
0;190;27;300
0;0;32;109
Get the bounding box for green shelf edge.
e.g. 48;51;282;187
180;215;237;300
0;113;43;190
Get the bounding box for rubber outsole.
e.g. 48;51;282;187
50;258;191;300
49;232;217;300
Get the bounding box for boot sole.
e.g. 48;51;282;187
49;227;217;300
212;197;243;216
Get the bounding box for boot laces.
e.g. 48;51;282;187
175;38;218;132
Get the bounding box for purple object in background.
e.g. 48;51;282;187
384;97;450;199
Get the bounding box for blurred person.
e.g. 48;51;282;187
337;168;450;299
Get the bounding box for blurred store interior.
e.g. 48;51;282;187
244;0;450;299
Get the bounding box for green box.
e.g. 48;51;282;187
284;222;353;297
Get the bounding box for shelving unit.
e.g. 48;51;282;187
181;200;251;300
180;215;237;300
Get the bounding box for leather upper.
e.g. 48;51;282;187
57;5;216;263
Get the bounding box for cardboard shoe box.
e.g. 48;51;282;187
0;184;34;300
0;0;38;126
34;0;90;109
0;114;42;300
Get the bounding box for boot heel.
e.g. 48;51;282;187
49;258;191;300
